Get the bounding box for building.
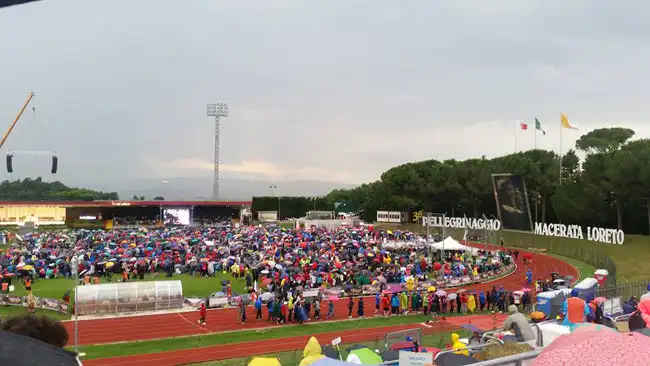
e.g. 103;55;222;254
0;200;252;229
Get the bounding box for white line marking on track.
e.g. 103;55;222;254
178;313;212;333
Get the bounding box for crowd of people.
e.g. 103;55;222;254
240;283;533;326
0;224;519;310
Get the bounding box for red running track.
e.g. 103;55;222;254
65;246;577;347
83;320;467;366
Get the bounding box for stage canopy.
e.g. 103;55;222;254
429;236;476;252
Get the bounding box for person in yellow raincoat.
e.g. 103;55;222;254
299;336;324;366
451;333;469;356
467;293;476;313
406;278;415;292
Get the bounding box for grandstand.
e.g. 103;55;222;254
0;200;251;228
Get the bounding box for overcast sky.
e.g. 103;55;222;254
1;0;650;185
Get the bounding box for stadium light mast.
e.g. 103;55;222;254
206;102;229;200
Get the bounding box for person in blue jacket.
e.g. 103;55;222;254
375;292;381;315
391;293;400;315
526;269;533;285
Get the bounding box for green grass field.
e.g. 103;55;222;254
0;305;70;321
1;273;246;320
7;272;247;300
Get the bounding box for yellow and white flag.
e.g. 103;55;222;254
560;113;578;130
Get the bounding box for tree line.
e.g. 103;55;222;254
325;127;650;235
0;178;119;201
251;196;335;220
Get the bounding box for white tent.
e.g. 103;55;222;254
430;236;475;252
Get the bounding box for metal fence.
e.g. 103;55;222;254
215;327;461;365
597;280;649;300
217;337;390;366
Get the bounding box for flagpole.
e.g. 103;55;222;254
534;126;537;150
559;121;563;185
514;121;518;153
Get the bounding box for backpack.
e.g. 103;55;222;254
629;310;646;331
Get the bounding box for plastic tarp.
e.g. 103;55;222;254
537;289;571;300
594;269;609;276
346;348;383;364
248;357;281;366
574;278;598;289
310;358;365;366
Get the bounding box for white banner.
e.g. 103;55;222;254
534;222;624;245
422;216;501;231
399;351;433;366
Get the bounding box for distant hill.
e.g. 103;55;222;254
82;177;357;200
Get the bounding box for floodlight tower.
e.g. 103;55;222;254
206;102;229;200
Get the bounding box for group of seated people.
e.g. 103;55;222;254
113;216;159;226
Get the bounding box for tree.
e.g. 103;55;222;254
324;125;650;235
153;196;165;200
0;178;119;201
575;128;635;155
131;195;145;201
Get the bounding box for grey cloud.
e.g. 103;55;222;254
1;0;650;192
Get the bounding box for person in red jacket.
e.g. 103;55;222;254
381;295;390;316
198;302;207;325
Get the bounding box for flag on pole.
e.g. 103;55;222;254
535;118;546;135
561;113;578;130
520;122;528;130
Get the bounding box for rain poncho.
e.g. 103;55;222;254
451;333;468;356
299;336;324;366
248;357;281;366
467;294;476;312
400;292;408;310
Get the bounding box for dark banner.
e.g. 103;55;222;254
0;0;40;9
491;174;533;232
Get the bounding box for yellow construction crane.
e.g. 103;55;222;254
0;92;34;151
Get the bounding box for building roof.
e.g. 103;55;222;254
0;200;251;207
